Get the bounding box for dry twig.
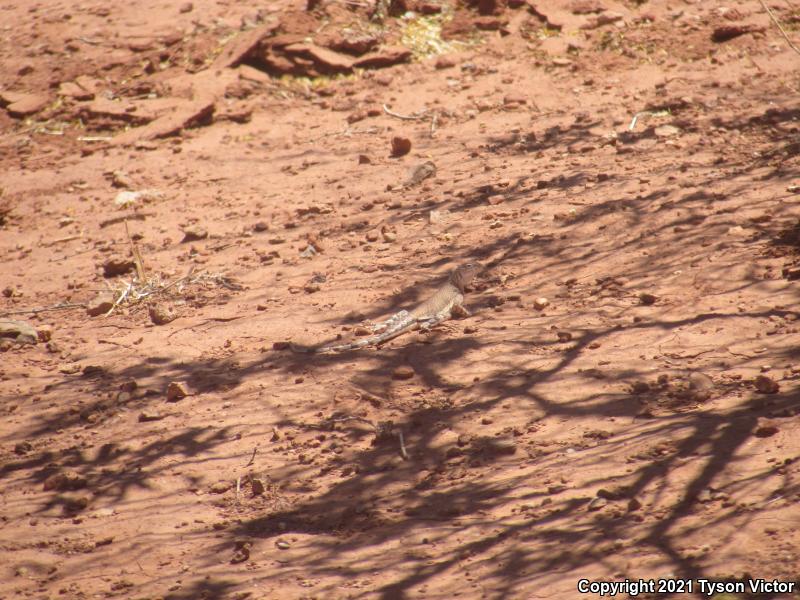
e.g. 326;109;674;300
0;302;85;318
383;104;428;120
398;430;409;460
760;0;800;57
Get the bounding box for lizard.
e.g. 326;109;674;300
290;262;482;353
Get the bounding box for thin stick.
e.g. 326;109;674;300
760;0;800;57
398;430;409;460
100;213;153;228
105;281;132;316
383;104;428;121
246;447;257;467
125;220;146;282
0;302;86;318
77;136;113;142
42;235;82;247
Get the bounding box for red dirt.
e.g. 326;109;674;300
2;0;800;598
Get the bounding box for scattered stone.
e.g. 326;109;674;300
0;319;38;344
166;381;189;402
474;16;509;31
138;411;165;422
82;364;105;377
43;470;87;492
275;540;290;550
416;0;444;14
272;341;290;351
627;497;642;511
209;481;232;494
347;109;368;124
754;422;779;438
63;494;90;512
711;24;764;43
533;297;549;311
353;46;412;69
108;170;134;189
251;478;266;496
435;55;457;69
102;255;135;277
365;231;380;242
14;441;33;455
391;136;412;157
503;93;527;106
754;375;779;394
148;304;176;325
231;540;252;563
638;292;658;305
253;221;269;232
392;365;415;380
588;497;607;511
596;488;619;500
37;325;53;342
179;1;193;12
181;225;208;242
557;331;572;342
86;291;115;317
688;372;714;400
474;436;517;456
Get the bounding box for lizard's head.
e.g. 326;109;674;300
450;262;482;292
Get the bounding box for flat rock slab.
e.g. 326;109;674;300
212;22;280;69
0;91;49;117
0;319;38;344
112;99;215;145
353;46;412;69
283;43;355;73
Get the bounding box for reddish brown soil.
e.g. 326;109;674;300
2;1;800;598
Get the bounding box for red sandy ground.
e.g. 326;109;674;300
2;0;800;598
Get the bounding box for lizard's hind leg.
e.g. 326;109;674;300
418;310;451;332
368;310;409;332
